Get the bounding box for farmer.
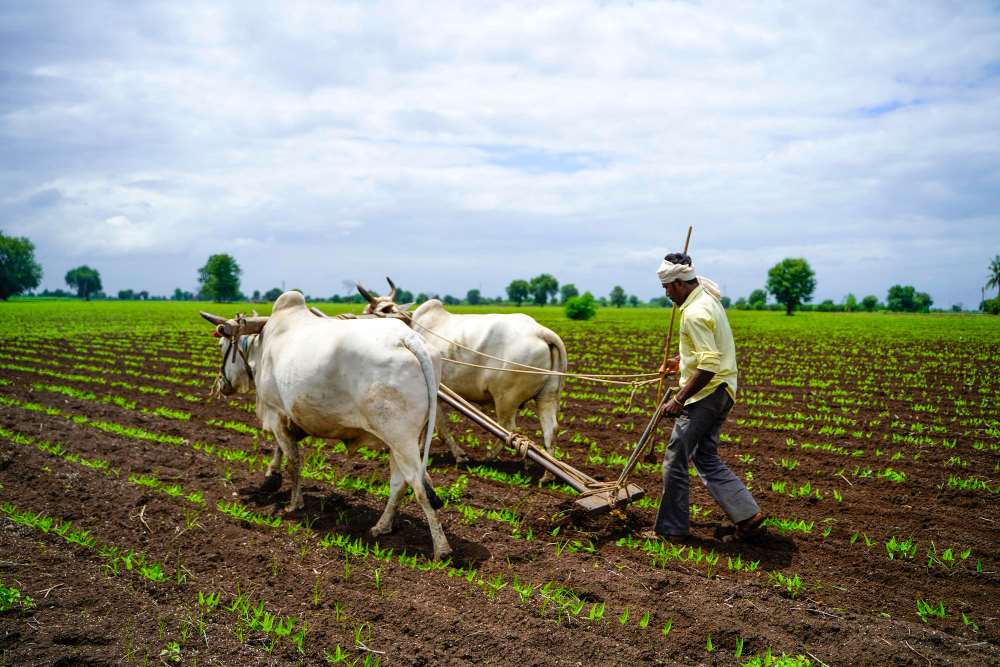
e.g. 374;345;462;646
644;252;765;542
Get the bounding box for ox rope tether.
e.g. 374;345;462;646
209;314;261;399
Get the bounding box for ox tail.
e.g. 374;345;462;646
538;326;568;399
402;332;443;510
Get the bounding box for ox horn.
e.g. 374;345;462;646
386;276;397;301
309;306;331;318
356;282;378;305
199;311;227;326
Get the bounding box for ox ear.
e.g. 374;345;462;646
200;311;227;326
356;283;378;305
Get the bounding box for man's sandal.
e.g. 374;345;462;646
714;512;767;543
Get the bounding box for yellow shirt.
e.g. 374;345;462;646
677;284;738;405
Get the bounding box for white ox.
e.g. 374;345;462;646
358;279;567;465
200;291;451;560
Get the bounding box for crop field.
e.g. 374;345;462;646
0;301;998;666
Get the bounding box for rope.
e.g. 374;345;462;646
392;311;659;387
439;357;662;388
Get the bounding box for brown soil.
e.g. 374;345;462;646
0;329;998;666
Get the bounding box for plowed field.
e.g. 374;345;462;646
1;303;997;666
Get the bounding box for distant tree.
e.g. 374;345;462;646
506;279;530;306
844;293;858;312
650;296;670;308
720;296;732;309
528;273;559;306
748;288;767;308
732;297;747;310
466;289;482;305
65;265;102;301
597;296;609;307
861;295;879;312
198;254;241;302
560;283;579;303
263;287;282;302
564;292;597;321
396;288;414;304
987;255;1000;298
950;303;962;312
117;289;135;300
251;289;261;301
767;258;816;315
816;299;836;312
628;294;639;307
609;285;626;308
443;294;460;306
887;285;933;313
0;232;43;300
171;288;194;301
981;297;1000;315
416;292;431;304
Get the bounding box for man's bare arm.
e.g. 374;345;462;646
665;369;716;415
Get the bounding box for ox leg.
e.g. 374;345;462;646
436;409;468;464
259;440;284;493
492;398;520;458
390;448;451;561
371;453;407;537
273;428;304;511
536;394;559;457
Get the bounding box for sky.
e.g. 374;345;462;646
2;1;999;307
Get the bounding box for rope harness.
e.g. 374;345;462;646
210;316;260;399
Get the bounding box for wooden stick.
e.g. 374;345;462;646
656;225;693;402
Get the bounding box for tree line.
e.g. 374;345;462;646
3;231;998;314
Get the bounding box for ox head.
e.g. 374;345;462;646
199;311;267;396
357;277;414;317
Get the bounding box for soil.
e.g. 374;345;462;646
0;327;998;666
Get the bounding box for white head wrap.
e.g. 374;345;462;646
656;258;722;301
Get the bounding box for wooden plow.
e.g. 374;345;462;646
436;382;670;514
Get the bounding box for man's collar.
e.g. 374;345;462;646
679;283;704;311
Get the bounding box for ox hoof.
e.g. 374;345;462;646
370;523;393;538
433;547;453;562
258;473;282;494
540;470;555;484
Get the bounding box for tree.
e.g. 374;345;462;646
198;254;242;302
443;294;460;305
844;293;858;312
816;299;836;312
748;288;767;308
609;285;626;308
560;283;579;303
987;255;1000;298
528;273;559;306
628;294;639;307
466;289;482;305
117;289;135;300
887;285;932;313
251;289;261;301
263;287;282;302
0;232;43;300
172;288;194;301
564;292;597;320
861;295;879;312
766;258;816;315
720;296;732;309
65;265;102;301
396;288;414;304
506;279;529;306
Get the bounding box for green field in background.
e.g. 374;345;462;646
2;298;998;342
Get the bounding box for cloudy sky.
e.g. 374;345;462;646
2;1;999;307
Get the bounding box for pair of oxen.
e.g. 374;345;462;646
199;280;567;560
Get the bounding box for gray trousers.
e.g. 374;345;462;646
654;384;760;535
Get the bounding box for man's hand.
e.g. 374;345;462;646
659;355;680;376
664;395;685;416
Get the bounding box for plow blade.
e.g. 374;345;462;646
573;484;645;514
